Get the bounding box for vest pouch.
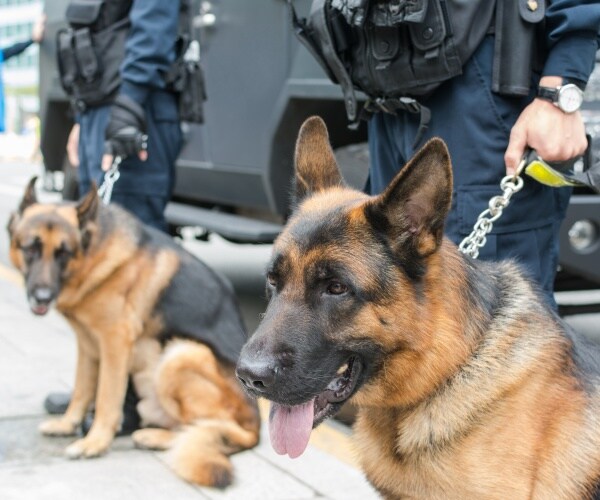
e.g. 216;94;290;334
66;0;104;30
70;17;129;110
165;40;207;124
58;0;132;109
407;0;462;89
73;28;100;83
352;0;462;97
66;0;131;32
493;0;546;96
350;25;417;96
177;59;207;123
56;29;77;94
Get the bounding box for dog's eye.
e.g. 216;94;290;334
54;247;72;265
20;243;39;262
326;281;348;295
266;272;277;287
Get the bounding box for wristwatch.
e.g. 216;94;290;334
536;82;584;113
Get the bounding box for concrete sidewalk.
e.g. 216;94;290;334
0;269;378;500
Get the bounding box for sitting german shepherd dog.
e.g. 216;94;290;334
8;179;260;487
236;116;600;499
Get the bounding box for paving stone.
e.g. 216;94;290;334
253;428;378;500
192;450;318;500
0;451;207;500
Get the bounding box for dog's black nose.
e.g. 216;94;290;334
236;359;277;393
32;286;54;304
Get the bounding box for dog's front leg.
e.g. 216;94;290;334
65;330;132;459
40;325;99;436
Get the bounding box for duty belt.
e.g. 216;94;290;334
363;97;432;148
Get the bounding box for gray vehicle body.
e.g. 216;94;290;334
39;0;600;291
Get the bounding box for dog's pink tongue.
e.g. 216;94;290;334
269;399;315;459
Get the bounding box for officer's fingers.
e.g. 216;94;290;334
101;154;113;172
534;125;587;162
569;121;588;157
138;151;148;162
505;126;528;175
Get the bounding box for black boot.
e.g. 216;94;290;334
43;379;141;436
44;392;71;415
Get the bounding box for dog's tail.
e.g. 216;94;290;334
168;418;259;488
155;339;260;488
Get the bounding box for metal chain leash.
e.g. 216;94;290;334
458;158;527;259
97;156;122;204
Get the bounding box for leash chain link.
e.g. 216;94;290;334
97;156;122;205
458;158;527;259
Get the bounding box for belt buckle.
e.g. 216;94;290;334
398;97;420;113
374;98;396;114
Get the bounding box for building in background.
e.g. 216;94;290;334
0;0;42;134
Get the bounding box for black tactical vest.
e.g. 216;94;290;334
57;0;133;111
56;0;206;123
293;0;543;124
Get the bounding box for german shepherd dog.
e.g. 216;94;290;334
236;117;600;499
8;179;260;487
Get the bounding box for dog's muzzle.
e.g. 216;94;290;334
236;357;278;394
28;286;55;316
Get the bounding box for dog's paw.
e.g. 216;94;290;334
64;436;110;459
39;418;78;436
132;428;174;450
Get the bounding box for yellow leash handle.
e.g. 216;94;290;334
521;139;599;193
523;150;581;188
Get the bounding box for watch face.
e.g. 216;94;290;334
558;84;584;113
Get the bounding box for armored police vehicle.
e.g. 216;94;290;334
39;0;600;310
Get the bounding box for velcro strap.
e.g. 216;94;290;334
73;28;99;82
365;97;431;148
56;30;77;91
310;0;358;121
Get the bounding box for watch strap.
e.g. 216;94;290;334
537;86;559;103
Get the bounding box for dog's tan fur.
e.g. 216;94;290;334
8;180;260;487
239;117;600;499
351;254;600;499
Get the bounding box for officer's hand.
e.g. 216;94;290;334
32;14;46;44
66;123;80;167
101;94;148;171
504;78;587;175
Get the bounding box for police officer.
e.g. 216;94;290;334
75;0;183;232
46;0;184;427
366;0;599;308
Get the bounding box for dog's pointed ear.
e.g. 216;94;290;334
6;212;18;238
365;138;453;275
76;183;99;229
18;176;38;214
294;116;344;204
